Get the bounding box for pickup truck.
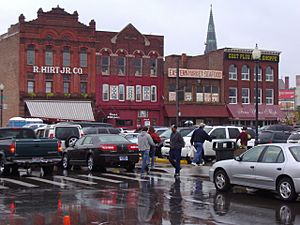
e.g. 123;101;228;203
0;128;62;176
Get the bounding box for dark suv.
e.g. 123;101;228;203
256;130;291;145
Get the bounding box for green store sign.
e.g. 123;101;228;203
225;52;279;62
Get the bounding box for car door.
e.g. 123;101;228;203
230;145;266;187
253;145;285;190
204;128;226;156
68;137;85;163
76;136;94;164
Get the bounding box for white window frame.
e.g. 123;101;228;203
150;58;157;76
126;86;135;101
134;58;142;76
242;88;249;104
143;86;151;101
101;56;110;75
118;84;125;101
241;65;250;80
102;84;109;101
266;66;274;81
229;87;237;104
228;64;237;80
118;57;126;75
266;89;274;105
150;85;157;102
254;88;262;104
110;85;119;100
136;85;142;102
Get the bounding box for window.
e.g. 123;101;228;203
83;136;93;145
136;85;142;102
196;85;204;102
118;57;126;75
212;86;219;102
151;85;157;102
254;66;262;81
143;86;151;101
261;146;284;163
242;88;249;104
133;58;142;76
210;128;226;139
150;58;157;76
27;73;35;93
254;88;262;104
229;88;237;104
228;64;237;80
289;146;300;162
63;75;70;93
169;83;176;101
102;84;109;101
266;89;274;105
110;85;119;100
80;75;87;94
63;47;70;66
241;65;250;80
242;146;265;162
119;84;125;101
27;45;35;65
228;128;240;139
80;49;87;67
116;119;133;127
45;74;53;93
101;56;110;74
126;86;135;101
266;66;274;81
45;46;53;66
138;110;148;118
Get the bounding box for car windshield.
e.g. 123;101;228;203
288;133;300;140
160;129;171;138
96;135;129;143
0;129;35;139
289;146;300;162
156;129;167;136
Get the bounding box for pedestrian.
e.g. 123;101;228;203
169;125;185;177
138;126;155;176
148;126;161;169
190;123;212;166
235;126;250;155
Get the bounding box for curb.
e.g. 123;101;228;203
154;157;188;165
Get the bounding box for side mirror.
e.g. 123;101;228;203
234;156;241;161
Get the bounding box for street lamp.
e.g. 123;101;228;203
0;83;4;127
252;44;261;144
176;57;180;126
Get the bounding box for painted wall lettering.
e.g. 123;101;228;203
32;66;83;75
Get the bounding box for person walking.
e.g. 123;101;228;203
148;126;161;169
169;125;185;177
138;127;155;176
235;126;250;155
190;123;212;166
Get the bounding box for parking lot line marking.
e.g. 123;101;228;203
0;178;38;188
183;197;212;205
27;177;68;187
0;185;8;189
101;173;148;182
54;176;97;185
78;175;123;184
127;172;176;182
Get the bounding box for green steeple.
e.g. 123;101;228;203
204;5;217;54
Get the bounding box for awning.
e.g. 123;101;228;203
25;100;95;121
227;104;285;121
164;104;229;117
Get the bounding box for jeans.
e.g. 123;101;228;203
141;149;150;174
192;142;203;164
149;146;156;168
169;148;182;174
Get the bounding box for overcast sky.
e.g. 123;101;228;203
1;0;299;85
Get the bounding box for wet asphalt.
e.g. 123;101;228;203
0;164;300;225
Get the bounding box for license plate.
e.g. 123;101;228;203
119;156;128;161
32;157;43;162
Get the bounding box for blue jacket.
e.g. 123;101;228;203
190;128;212;145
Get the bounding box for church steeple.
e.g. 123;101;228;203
204;5;217;54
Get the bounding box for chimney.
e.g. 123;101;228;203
285;76;289;89
181;53;187;68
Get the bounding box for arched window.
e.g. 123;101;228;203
228;64;237;80
63;47;70;67
241;65;249;80
118;56;126;75
45;46;53;66
80;48;87;67
27;45;35;65
254;66;262;81
265;66;274;81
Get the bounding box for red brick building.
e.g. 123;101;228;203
164;48;284;126
0;6;164;128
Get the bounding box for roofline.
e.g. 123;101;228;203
222;47;281;55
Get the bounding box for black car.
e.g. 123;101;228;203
62;134;139;172
256;130;291;145
82;127;121;135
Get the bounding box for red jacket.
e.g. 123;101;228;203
236;131;248;146
149;132;161;144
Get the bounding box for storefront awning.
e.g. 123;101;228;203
25;100;95;121
164;104;229;118
227;104;285;121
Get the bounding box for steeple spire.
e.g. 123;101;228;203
204;5;217;54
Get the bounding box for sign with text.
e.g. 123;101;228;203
224;52;279;62
33;66;83;75
279;90;295;99
168;68;222;79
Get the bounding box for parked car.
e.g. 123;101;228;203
61;134;139;172
66;121;113;128
0;128;61;175
122;133;139;144
264;124;294;132
23;123;47;131
209;143;300;201
82;127;121;135
154;127;169;136
256;130;291;145
36;123;84;149
287;131;300;144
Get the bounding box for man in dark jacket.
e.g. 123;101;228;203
190;123;212;166
169;125;185;177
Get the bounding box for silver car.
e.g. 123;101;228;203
209;143;300;201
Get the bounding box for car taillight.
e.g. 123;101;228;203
49;133;54;139
10;142;16;154
58;141;62;153
128;144;139;151
269;139;272;143
99;144;117;151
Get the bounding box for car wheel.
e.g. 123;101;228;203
87;155;95;172
277;177;297;201
214;169;231;191
66;136;78;148
62;154;70;170
42;165;54;176
125;163;135;172
276;204;295;225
